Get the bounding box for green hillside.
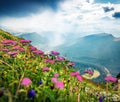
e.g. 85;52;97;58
0;29;120;102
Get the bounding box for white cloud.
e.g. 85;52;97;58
0;0;120;48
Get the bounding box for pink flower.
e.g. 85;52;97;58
104;76;117;82
89;71;94;75
2;48;9;52
44;59;49;63
33;50;44;55
56;56;65;61
30;46;37;51
12;46;21;50
20;40;31;43
44;59;55;64
42;67;50;71
40;55;45;58
76;75;83;82
54;74;59;78
70;72;80;76
48;60;55;64
55;81;64;89
21;78;32;86
51;51;59;55
67;62;75;66
70;72;77;76
3;40;17;45
51;78;58;83
84;69;94;75
7;51;18;55
19;48;25;52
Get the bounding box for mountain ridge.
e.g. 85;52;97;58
56;33;120;78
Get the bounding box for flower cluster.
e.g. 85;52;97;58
20;40;31;43
42;67;50;71
33;50;44;55
51;73;64;89
56;56;65;61
104;76;117;82
51;51;59;56
70;71;83;82
44;59;55;64
84;69;94;75
3;40;17;45
21;78;43;98
67;62;75;66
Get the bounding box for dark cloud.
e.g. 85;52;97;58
0;0;64;17
103;7;114;13
112;12;120;19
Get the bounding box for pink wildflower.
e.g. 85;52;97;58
55;81;64;89
30;46;37;51
84;69;94;75
51;78;58;83
21;78;32;86
40;55;44;58
11;46;21;50
44;59;49;63
54;74;59;78
51;51;59;55
42;67;50;71
89;71;94;75
33;50;44;55
56;56;65;61
20;40;31;43
70;72;80;76
44;59;55;64
2;48;9;52
48;60;55;64
3;40;17;45
76;75;83;82
104;76;117;82
67;62;75;66
7;51;18;55
19;48;25;52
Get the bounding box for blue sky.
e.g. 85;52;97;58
0;0;120;47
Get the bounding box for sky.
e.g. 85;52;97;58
0;0;120;47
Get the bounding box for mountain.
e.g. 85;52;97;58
18;32;51;50
19;32;48;44
56;33;120;77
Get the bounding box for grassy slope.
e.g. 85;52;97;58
0;29;119;102
0;29;19;40
0;29;102;87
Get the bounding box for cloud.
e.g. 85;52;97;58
0;0;120;49
0;0;64;17
112;12;120;18
103;7;114;12
86;0;94;4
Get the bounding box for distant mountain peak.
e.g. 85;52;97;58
85;33;114;37
84;33;115;40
